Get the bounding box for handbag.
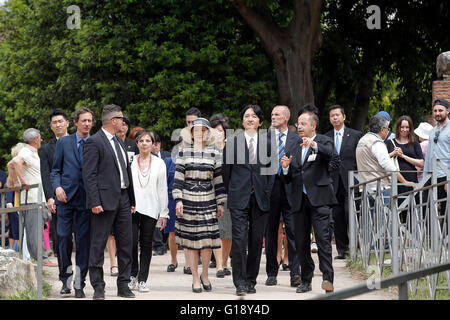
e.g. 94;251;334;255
391;139;400;171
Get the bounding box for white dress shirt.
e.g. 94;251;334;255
102;128;128;189
244;131;258;157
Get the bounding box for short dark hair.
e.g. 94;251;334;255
210;113;231;130
153;132;162;143
74;107;95;123
135;129;155;143
49;109;68;122
101;104;122;124
240;105;264;123
328;104;345;117
186;107;202;117
298;104;320;127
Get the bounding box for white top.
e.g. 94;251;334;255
17;144;43;204
102;128;128;189
131;154;169;220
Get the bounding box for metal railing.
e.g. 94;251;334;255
0;184;45;300
315;262;450;300
348;157;449;299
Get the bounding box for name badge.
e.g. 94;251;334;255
307;153;317;162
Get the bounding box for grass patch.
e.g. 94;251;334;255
346;255;450;300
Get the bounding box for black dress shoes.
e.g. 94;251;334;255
290;275;302;287
75;288;85;298
93;288;105;300
117;288;136;298
265;276;277;286
192;284;202;293
296;282;312;293
247;285;256;294
200;276;212;292
60;284;71;295
235;286;247;296
335;254;346;260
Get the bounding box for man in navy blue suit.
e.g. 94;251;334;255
51;107;95;298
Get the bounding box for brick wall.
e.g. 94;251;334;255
432;80;450;104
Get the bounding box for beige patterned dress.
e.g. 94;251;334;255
172;145;226;250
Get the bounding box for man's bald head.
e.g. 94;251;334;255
271;105;290;131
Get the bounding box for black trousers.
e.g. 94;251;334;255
294;193;334;284
265;176;300;278
230;193;268;288
131;212;157;283
332;177;349;256
89;190;132;292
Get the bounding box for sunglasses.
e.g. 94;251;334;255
434;130;440;143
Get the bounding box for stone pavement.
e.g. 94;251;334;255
43;244;397;301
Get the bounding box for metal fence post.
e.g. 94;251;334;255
391;172;399;276
349;170;356;260
36;185;43;300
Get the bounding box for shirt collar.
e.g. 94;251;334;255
244;131;258;142
102;127;115;140
334;126;345;136
75;132;90;143
275;128;288;137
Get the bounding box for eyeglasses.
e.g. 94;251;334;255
434;130;440;143
111;116;124;121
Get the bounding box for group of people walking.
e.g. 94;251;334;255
2;98;449;299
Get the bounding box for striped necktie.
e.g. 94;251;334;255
277;132;285;175
248;137;256;164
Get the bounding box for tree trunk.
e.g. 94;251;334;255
350;54;375;131
230;0;322;121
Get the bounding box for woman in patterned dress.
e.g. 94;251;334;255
173;118;226;293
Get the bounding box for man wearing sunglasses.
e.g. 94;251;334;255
423;99;450;217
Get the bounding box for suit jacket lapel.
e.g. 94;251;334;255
339;127;349;155
99;129;121;172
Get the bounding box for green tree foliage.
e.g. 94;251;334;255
314;0;450;132
0;0;277;168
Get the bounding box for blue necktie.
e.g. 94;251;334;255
277;132;285;175
78;139;84;166
335;131;341;154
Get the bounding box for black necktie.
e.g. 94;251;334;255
113;136;130;188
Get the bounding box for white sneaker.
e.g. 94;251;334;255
128;276;137;290
311;242;318;253
138;281;150;292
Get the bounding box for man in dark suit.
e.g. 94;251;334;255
264;105;301;288
281;104;338;294
51;108;94;298
325;105;362;259
82;104;136;300
39;109;70;263
223;104;275;296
